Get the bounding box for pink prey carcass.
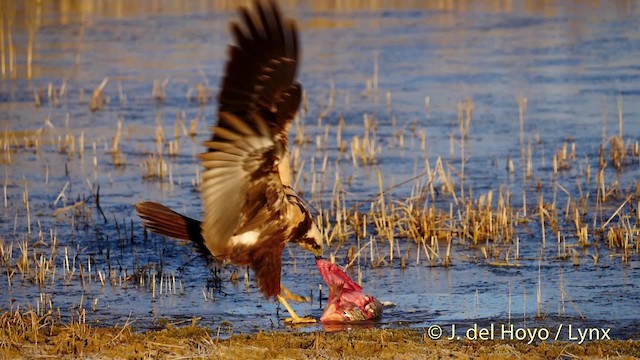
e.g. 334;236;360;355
316;259;383;323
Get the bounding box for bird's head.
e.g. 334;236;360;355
297;222;324;259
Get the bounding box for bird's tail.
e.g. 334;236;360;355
135;201;206;249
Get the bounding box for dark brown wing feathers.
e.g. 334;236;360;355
216;0;301;140
200;0;302;258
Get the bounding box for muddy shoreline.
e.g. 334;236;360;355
1;312;639;359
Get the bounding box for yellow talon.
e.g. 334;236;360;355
284;316;316;325
277;294;316;325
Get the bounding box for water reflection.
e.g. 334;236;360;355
2;0;638;82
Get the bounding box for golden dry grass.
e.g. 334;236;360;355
0;310;639;359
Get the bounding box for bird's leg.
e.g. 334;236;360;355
281;286;310;302
277;294;316;325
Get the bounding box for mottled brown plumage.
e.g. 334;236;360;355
135;0;323;307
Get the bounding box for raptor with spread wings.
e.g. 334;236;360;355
136;0;323;325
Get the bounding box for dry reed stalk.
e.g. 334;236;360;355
0;8;5;79
518;97;527;169
90;78;109;111
152;78;169;103
195;83;212;105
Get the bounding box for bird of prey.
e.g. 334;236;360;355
136;0;323;325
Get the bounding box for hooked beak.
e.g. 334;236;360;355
297;240;324;259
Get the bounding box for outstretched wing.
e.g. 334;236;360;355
200;0;301;257
217;0;301;139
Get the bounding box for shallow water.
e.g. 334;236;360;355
1;0;640;340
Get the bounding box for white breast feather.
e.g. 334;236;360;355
231;230;260;247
